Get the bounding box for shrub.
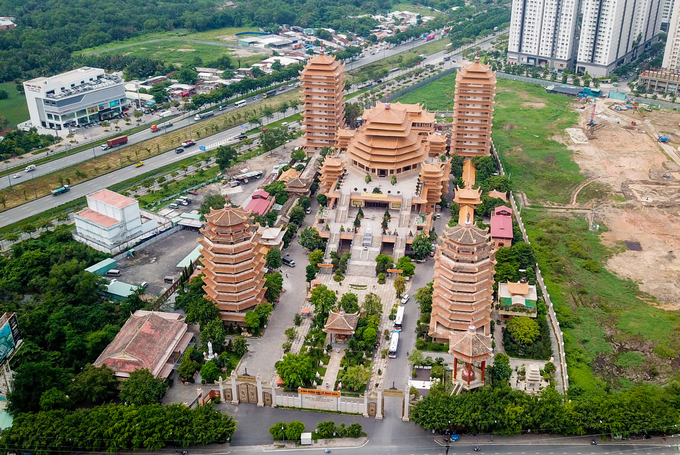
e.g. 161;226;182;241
346;422;362;438
582;260;601;273
377;273;386;284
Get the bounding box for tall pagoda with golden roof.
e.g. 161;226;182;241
199;205;267;325
300;54;346;156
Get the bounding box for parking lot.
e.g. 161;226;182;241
115;229;202;296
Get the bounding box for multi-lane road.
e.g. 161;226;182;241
0;33;498;229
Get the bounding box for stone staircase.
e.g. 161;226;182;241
393;236;406;261
326;231;340;259
347;230;383;276
335;193;350;223
399;197;412;227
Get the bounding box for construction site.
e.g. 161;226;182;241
562;97;680;309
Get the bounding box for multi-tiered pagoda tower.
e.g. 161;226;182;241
428;55;497;389
300;54;346;156
199;205;267;325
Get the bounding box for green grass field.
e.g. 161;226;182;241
76;27;259;54
84;40;265;68
523;211;680;394
395;75;584;204
0;82;30;129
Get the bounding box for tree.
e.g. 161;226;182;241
309;249;325;269
200;319;226;352
270;421;287;440
200;361;221;383
363;292;382;316
305;264;317;282
265;272;284;301
344;102;364;128
289;205;306;225
317;194;328;207
316;420;336;438
261;125;289;154
396;256;415;277
68;364;118;405
178;354;200;382
39;388;72;411
412;233;433;260
339;292;360;313
263;180;289;205
177;67;198;85
284;327;297;340
507;316;540;345
119;369;168;406
185;297;220;327
299;226;326;251
375;254;393;274
265;247;282;269
291;148;306;161
408;349;424;366
199;193;227;215
347;422;363;438
286;421;306;441
362;326;377;344
216;145;238;170
310;285;337;314
414;282;433;313
8;362;70;414
489;353;512;385
276;353;315;388
339;365;371;391
394;275;407;297
234;336;249;356
245;311;261;330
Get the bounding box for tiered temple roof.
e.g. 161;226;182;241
318;156;345;194
451;56;496;157
300;54;346;155
199;206;267;324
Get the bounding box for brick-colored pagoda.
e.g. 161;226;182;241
428;57;497;389
199;206;267;325
451;54;496;157
300;54;346;155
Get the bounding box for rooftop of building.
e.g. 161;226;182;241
448;325;493;362
490;212;513;239
204;205;251;227
89;189;137;209
76;209;120;227
105;280;138;299
94;310;191;378
499;282;538;301
443;220;490;246
245;197;273;216
324;310;360;334
25;67;123;99
456;57;496;84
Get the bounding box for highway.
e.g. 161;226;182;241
0;32;498;229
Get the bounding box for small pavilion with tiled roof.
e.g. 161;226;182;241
323;310;360;344
449;324;493;390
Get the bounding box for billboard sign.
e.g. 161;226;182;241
0;313;22;368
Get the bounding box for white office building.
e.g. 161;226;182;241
576;0;663;76
74;190;167;255
507;0;580;69
663;0;680;69
663;0;676;22
23;67;127;133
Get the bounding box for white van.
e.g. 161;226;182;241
25;165;36;172
105;269;121;277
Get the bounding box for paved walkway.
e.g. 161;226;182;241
318;349;344;390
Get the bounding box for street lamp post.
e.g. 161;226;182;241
5;164;12;188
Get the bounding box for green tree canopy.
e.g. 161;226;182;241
375;254;393;274
394;275;406;297
362;292;382;316
412;233;433;260
489;352;513;385
507;316;540;345
216;145;238;171
285;421;306;441
119;369;168;406
310;285;337;315
68;364;118;406
396;256;415;277
339;292;360;313
298;226;326;251
339;365;371;392
265;247;282;269
199;193;227;216
200;361;221;383
264;272;284;302
8;362;70;414
39;388;72;411
200;319;226;352
276;353;315;389
414;282;433;313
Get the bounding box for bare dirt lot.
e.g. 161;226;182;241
565;99;680;308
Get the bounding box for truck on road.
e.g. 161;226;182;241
262;89;277;99
51;185;70;196
101;136;128;150
150;122;173;132
194;111;214;121
425;33;435;41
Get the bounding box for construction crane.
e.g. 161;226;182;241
588;102;596;126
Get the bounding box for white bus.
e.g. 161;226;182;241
394;306;405;332
234;99;247;108
388;331;400;359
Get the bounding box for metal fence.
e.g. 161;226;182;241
491;142;569;392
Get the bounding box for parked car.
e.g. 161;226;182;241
400;294;410;304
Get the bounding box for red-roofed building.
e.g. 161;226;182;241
74;189;167;254
490;205;513;249
245;189;274;216
94;310;193;379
